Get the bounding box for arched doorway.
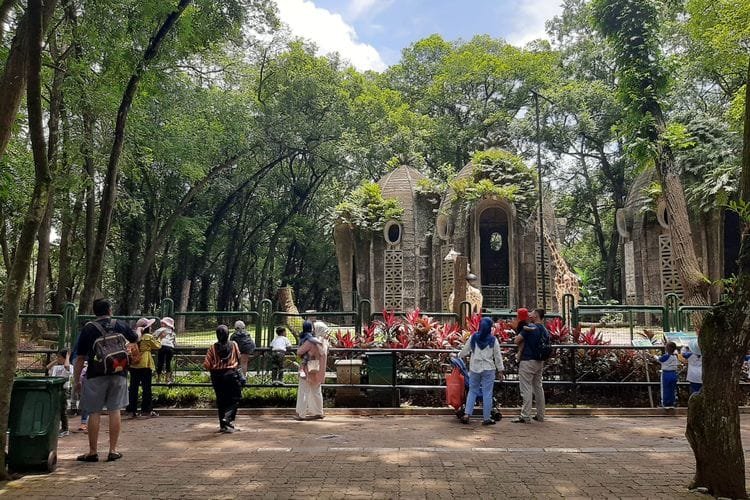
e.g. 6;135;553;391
479;206;510;308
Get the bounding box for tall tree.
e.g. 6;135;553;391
77;0;194;313
682;0;750;496
592;0;710;306
0;0;55;478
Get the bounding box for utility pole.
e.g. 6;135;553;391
532;90;547;310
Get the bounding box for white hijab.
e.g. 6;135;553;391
312;320;329;355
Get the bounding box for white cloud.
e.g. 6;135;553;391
274;0;388;72
347;0;394;21
506;0;564;46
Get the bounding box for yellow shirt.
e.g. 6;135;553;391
130;334;161;370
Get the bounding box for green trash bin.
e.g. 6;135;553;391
366;352;394;385
7;376;66;473
366;352;399;407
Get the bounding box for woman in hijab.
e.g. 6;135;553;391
203;324;243;433
295;320;328;420
455;317;505;425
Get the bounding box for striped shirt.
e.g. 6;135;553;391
203;341;240;371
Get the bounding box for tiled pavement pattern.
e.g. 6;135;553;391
3;414;750;499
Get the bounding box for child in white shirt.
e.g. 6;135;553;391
270;327;292;384
681;339;702;394
655;341;679;409
47;349;71;436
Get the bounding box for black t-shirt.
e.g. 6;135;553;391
75;318;138;377
521;323;544;361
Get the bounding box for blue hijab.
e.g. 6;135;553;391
299;320;314;344
471;317;496;350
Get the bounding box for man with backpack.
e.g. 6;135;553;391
73;298;142;462
511;308;549;423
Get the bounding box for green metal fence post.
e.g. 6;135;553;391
260;299;273;346
358;299;371;331
664;293;680;332
160;298;174;319
63;302;77;350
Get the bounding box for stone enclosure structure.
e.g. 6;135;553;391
617;170;741;305
334;151;561;313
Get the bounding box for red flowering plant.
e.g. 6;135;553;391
545;317;570;343
374;309;408;348
332;329;358;348
358;323;377;348
436;322;463;349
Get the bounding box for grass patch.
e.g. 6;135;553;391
152;373;299;408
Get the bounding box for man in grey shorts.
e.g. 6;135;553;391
73;298;141;462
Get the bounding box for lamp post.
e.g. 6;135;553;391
531;89;547;310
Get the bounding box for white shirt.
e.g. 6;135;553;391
156;327;176;348
457;341;504;373
50;364;71;389
657;353;680;371
686;354;702;384
271;336;292;352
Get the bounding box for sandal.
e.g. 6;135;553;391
76;453;98;462
106;452;123;462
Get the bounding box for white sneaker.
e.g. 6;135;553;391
58;430;70;437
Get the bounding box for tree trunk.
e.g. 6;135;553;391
31;44;63;331
661;171;710;306
0;0;52;477
0;0;55;161
175;278;190;333
685;304;750;497
0;217;10;270
78;0;193;314
53;194;81;312
686;55;750;499
30;197;53;338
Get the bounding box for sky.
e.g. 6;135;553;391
272;0;564;72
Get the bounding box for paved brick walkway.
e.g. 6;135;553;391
3;414;750;499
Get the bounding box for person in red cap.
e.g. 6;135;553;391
514;308;530;362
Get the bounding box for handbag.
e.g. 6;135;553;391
445;367;465;410
307;359;321;373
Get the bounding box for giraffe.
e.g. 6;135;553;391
537;199;580;311
541;229;580;311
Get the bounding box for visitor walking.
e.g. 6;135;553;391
512;308;548;423
455;317;504;425
126;318;161;418
203;325;244;433
656;341;679;408
231;320;256;376
295;320;328;420
155;317;176;384
73;298;142;462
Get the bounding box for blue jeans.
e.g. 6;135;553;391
661;371;678;407
465;370;495;421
